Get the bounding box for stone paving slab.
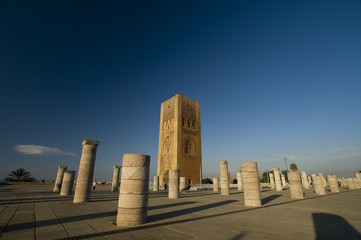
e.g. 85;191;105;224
0;184;360;240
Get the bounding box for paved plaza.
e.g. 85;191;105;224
0;184;360;240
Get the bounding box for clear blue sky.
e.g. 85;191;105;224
1;1;360;181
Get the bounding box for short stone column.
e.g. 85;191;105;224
319;173;326;187
242;162;262;207
60;171;75;196
213;177;219;192
353;178;360;189
117;154;150;227
342;177;348;187
269;173;275;189
301;171;310;189
308;176;313;186
236;170;243;191
219;161;230;195
169;169;179;199
273;168;283;191
153;176;159;192
73;140;99;203
355;172;361;186
347;178;355;190
328;176;340;193
111;166;121;192
287;171;304;199
179;177;186;193
281;174;287;187
53;166;68;192
312;176;326;195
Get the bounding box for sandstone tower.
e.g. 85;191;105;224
157;94;202;184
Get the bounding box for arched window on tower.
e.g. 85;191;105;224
185;140;192;154
164;136;171;154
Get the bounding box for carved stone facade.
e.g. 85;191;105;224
157;94;202;184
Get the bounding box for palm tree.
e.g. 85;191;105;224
289;163;298;172
4;168;35;182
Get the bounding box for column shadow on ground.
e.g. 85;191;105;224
312;213;361;240
149;201;196;210
261;194;282;205
148;200;237;222
55;190;359;240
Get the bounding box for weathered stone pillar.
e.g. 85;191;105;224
236;170;243;191
60;170;75;196
312;176;326;195
319;173;326;187
169;169;179;199
355;172;361;186
213;177;219;192
73;140;99;203
269;173;275;189
219;161;230;195
53;166;68;192
179;177;186;193
242;162;262;207
353;178;360;189
347;178;355;190
328;176;339;193
342;177;348;187
117;154;150;227
273;168;282;191
111;166;121;192
308;176;313;186
281;174;287;187
301;170;310;189
153;176;159;192
287;171;304;199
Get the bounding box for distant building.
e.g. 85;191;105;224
157;94;202;184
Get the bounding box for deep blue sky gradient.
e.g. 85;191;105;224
1;1;361;181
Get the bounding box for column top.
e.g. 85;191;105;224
82;139;100;146
218;160;228;164
272;167;280;171
58;166;68;169
114;165;121;168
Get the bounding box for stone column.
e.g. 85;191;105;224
117;154;150;227
60;171;75;196
236;170;243;191
312;176;326;195
301;170;310;189
328;176;339;193
219;161;230;195
179;177;186;193
287;171;304;199
73;140;99;203
169;169;179;199
242;162;262;207
269;173;275;189
353;178;360;189
281;174;287;187
213;177;219;192
319;173;326;187
355;172;361;186
111;166;121;192
53;166;68;192
347;178;355;190
153;176;159;192
273;168;282;191
342;177;348;187
308;176;313;186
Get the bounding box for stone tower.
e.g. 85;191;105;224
157;94;202;184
